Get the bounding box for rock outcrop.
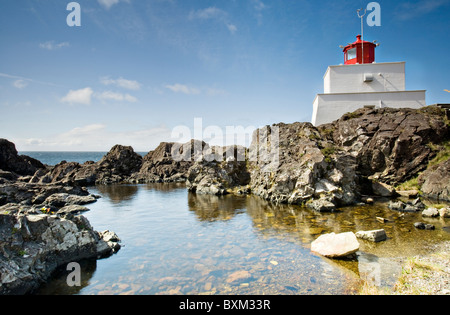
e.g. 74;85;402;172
318;106;449;186
0;209;120;295
8;106;447;203
0;139;46;176
248;122;359;206
186;144;250;195
0;142;121;295
131;141;198;183
172;106;449;206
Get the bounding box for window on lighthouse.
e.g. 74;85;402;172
347;48;357;61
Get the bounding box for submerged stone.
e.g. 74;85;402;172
356;229;387;242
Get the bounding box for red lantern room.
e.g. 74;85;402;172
342;35;378;65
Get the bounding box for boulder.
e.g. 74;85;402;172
356;229;387;242
96;230;121;258
388;199;425;212
56;204;90;216
44;193;98;207
439;207;450;218
388;200;405;211
306;198;336;212
414;222;435;230
310;232;360;258
418;159;450;202
371;181;396;197
422;207;440;218
396;190;419;198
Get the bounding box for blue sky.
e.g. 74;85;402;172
1;0;449;151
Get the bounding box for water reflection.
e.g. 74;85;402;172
37;259;98;295
188;194;247;222
96;185;138;203
188;192;450;287
36;184;450;295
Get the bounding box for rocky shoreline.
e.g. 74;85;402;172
1;105;449;294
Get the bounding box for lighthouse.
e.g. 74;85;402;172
311;35;426;126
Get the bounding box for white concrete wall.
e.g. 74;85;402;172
323;62;406;94
312;90;426;126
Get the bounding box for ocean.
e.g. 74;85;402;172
20;151;147;166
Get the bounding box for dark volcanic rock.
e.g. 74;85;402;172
248;122;359;206
98;145;142;176
0;139;46;176
319;107;449;186
132;142;194;183
186;145;250;195
33;145;144;186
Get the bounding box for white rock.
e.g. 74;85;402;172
422;207;440;218
311;232;360;258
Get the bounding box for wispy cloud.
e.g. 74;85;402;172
189;7;237;34
164;84;201;95
39;41;70;50
100;76;142;90
396;0;449;21
164;83;226;96
61;86;139;104
13;80;28;89
251;0;267;24
95;91;138;103
61;87;94;105
0;72;62;87
97;0;130;10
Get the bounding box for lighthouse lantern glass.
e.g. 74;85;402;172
347;48;357;60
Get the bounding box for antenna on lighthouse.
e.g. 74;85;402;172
357;8;367;64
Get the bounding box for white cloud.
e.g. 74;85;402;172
189;7;226;20
13;80;28;89
64;124;107;137
95;91;138;102
252;0;267;11
164;84;201;95
61;87;94;105
164;84;226;96
226;23;238;34
97;0;130;10
61;86;138;105
18;123;173;151
100;76;142;90
39;41;70;50
251;0;267;24
189;7;237;34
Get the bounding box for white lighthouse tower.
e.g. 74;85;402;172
311;34;426;126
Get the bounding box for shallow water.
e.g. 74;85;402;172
37;183;450;295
